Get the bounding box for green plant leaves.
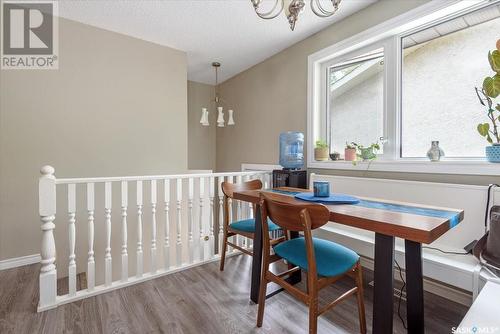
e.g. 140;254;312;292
489;50;500;73
478;123;490;136
483;74;500;98
478;123;493;143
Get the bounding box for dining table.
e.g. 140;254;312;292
232;187;464;334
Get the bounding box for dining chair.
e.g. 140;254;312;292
257;192;366;334
219;179;281;271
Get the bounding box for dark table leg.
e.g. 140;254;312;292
372;233;395;334
250;204;263;303
405;240;425;334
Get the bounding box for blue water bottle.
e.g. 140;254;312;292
279;132;304;169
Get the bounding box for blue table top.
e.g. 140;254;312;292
271;189;461;228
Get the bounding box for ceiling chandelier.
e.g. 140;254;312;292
251;0;342;31
200;62;235;127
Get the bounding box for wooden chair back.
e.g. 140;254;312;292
259;192;330;232
221;179;262;199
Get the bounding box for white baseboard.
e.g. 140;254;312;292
0;254;41;271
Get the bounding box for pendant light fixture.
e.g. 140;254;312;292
251;0;342;31
200;62;235;127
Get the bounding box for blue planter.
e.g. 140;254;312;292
486;145;500;163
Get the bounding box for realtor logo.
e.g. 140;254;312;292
1;0;58;69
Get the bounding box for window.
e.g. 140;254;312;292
308;0;500;174
328;50;385;155
401;6;500;158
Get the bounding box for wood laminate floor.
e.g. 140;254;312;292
0;255;468;334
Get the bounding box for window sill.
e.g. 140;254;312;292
307;159;500;176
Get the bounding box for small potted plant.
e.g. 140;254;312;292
344;142;357;161
356;142;380;161
329;151;341;161
476;40;500;162
314;140;329;161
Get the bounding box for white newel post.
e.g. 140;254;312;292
236;175;242;247
67;184;77;296
104;182;112;287
164;179;170;269
38;165;57;311
151;180;157;274
121;181;128;282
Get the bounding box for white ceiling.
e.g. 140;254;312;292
58;0;377;84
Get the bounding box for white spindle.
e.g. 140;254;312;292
198;177;205;262
176;178;183;266
236;175;243;247
104;182;112;287
86;183;95;291
217;176;224;255
136;180;143;277
164;179;170;269
188;178;194;263
226;176;237;252
151;180;157;273
38;166;57;310
67;183;76;296
209;177;215;257
121;181;128;282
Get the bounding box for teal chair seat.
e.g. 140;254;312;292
273;237;359;277
229;218;280;233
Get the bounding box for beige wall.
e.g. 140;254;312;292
188;81;216;170
216;0;500;185
0;18;188;261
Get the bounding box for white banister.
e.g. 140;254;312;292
136;180;143;278
104;182;112;287
37;167;271;312
198;177;205;262
38;166;57;311
86;183;95;291
151;180;157;274
217;176;224;255
164;179;170;269
121;181;128;282
188;178;194;263
208;176;215;258
67;183;77;296
176;178;182;266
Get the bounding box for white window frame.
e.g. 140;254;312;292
307;0;500;175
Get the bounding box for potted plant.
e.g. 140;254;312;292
329;151;341;161
476;40;500;162
344;142;357;161
314;140;329;161
350;142;381;162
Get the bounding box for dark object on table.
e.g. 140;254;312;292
329;152;341;160
474;205;500;274
272;169;307;189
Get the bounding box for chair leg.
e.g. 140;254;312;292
354;262;367;334
308;298;318;334
257;268;269;327
219;232;228;271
